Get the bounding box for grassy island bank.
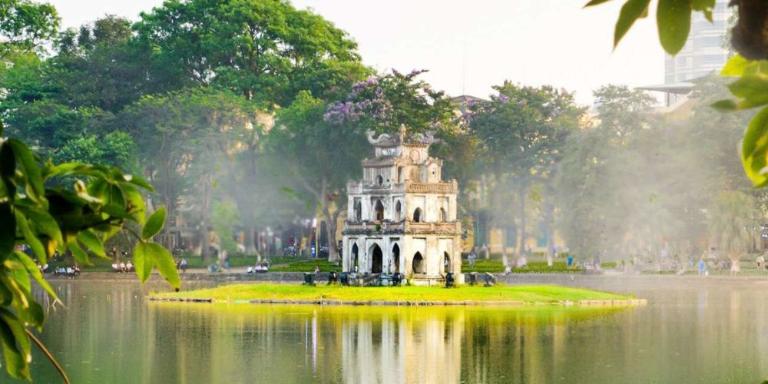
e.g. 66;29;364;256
149;283;643;307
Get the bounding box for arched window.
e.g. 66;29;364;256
354;200;362;222
412;252;425;274
376;175;383;186
413;208;422;223
443;252;451;274
395;201;402;221
440;207;447;222
375;200;384;222
397;166;404;183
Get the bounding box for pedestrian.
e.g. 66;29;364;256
697;258;707;276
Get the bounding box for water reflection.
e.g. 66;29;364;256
8;279;768;383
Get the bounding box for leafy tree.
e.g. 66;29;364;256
271;91;369;261
469;83;583;261
134;0;367;105
49;16;155;112
708;190;755;272
119;88;262;261
0;0;58;53
211;200;240;255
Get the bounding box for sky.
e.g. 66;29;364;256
46;0;666;105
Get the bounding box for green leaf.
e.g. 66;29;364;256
584;0;613;7
742;106;768;187
691;0;714;11
133;242;179;288
657;0;692;55
0;203;15;255
721;55;749;77
147;242;180;289
67;241;89;265
12;251;56;302
14;213;46;264
727;76;768;109
16;206;63;248
5;139;43;202
126;174;154;192
142;206;166;240
133;242;154;282
0;311;29;380
77;230;106;258
121;183;146;225
614;0;651;47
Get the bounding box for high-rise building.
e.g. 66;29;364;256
664;0;730;84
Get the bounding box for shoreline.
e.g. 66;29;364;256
146;283;645;308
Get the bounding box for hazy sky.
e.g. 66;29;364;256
46;0;665;105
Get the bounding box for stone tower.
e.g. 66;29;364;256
342;126;462;285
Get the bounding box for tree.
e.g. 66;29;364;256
469;83;583;262
134;0;367;106
270;91;369;261
119;88;262;261
0;0;58;54
709;190;755;272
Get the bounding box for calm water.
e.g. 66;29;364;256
6;276;768;383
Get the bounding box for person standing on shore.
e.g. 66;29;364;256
697;258;707;276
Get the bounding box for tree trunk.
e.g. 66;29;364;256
200;174;213;264
516;184;527;261
323;207;339;262
544;192;555;267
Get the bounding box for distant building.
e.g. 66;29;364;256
665;0;730;84
643;0;730;106
342;126;462;285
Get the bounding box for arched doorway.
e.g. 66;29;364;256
392;244;400;273
443;252;451;274
413;208;422;223
371;244;383;273
412;252;425;274
351;243;359;271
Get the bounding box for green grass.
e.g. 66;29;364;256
462;260;585;273
269;259;341;272
152;283;631;304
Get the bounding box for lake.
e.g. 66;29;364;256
6;276;768;383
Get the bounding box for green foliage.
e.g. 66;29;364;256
0;137;178;380
134;0;367;105
708;190;755;262
211;201;239;255
0;0;58;53
586;0;715;54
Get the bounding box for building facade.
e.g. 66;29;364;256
664;0;730;84
341;127;462;285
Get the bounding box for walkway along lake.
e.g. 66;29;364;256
5;275;768;383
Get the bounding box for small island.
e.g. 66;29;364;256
149;283;645;307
